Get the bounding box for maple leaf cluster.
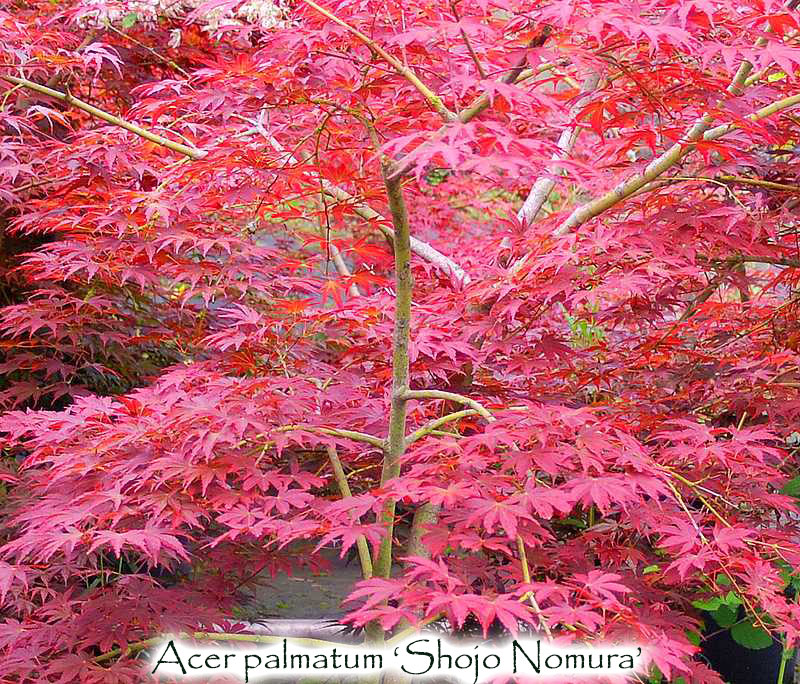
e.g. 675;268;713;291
3;0;800;682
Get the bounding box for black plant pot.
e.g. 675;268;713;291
700;625;794;684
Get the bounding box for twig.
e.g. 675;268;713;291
551;5;794;236
402;389;494;422
698;254;800;269
300;0;456;121
326;445;373;579
717;175;800;193
266;134;472;285
678;271;727;322
516;536;553;639
276;424;386;449
405;408;478;444
387;28;554;180
553;91;800;236
450;1;487;79
1;75;206;160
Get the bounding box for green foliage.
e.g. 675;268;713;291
781;475;800;498
560;303;605;348
730;622;773;650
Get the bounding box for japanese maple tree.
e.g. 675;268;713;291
3;0;800;682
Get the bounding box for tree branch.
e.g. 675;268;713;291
450;0;487;79
703;92;800;142
387;28;555;181
328;240;363;297
549;6;794;237
2;75;206;160
402;389;494;422
5;74;467;286
517;72;600;225
405;408;478;444
699;254;800;269
678;271;727;323
318;179;472;284
516;536;553;640
299;0;456;122
276;425;386;449
266;134;472;285
326;445;373;579
551;91;800;236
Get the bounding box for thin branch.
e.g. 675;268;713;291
300;0;456;122
402;389;494;422
717;175;800;193
706;254;800;268
319;176;472;284
517;72;600;225
704;92;800;141
550;6;794;237
326;445;373;579
552;90;800;236
516;536;553;640
14;32;97;110
329;242;362;297
405;408;478;444
386;612;446;645
387;28;555;180
266;134;472;285
2;75;206;160
678;271;727;322
276;424;386;450
450;0;487;79
310;114;363;297
106;24;190;77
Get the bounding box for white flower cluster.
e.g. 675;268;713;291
75;0;288;32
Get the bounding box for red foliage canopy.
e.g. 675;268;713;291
3;0;800;682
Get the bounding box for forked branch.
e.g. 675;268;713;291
550;3;797;237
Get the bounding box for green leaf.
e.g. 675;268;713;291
730;622;773;650
643;564;659;575
723;591;742;606
710;605;738;628
121;12;137;28
692;597;723;611
685;629;702;646
715;574;731;586
781;476;800;498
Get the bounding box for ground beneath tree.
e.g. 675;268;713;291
238;547;368;621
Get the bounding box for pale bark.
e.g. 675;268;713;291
517;73;600;225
